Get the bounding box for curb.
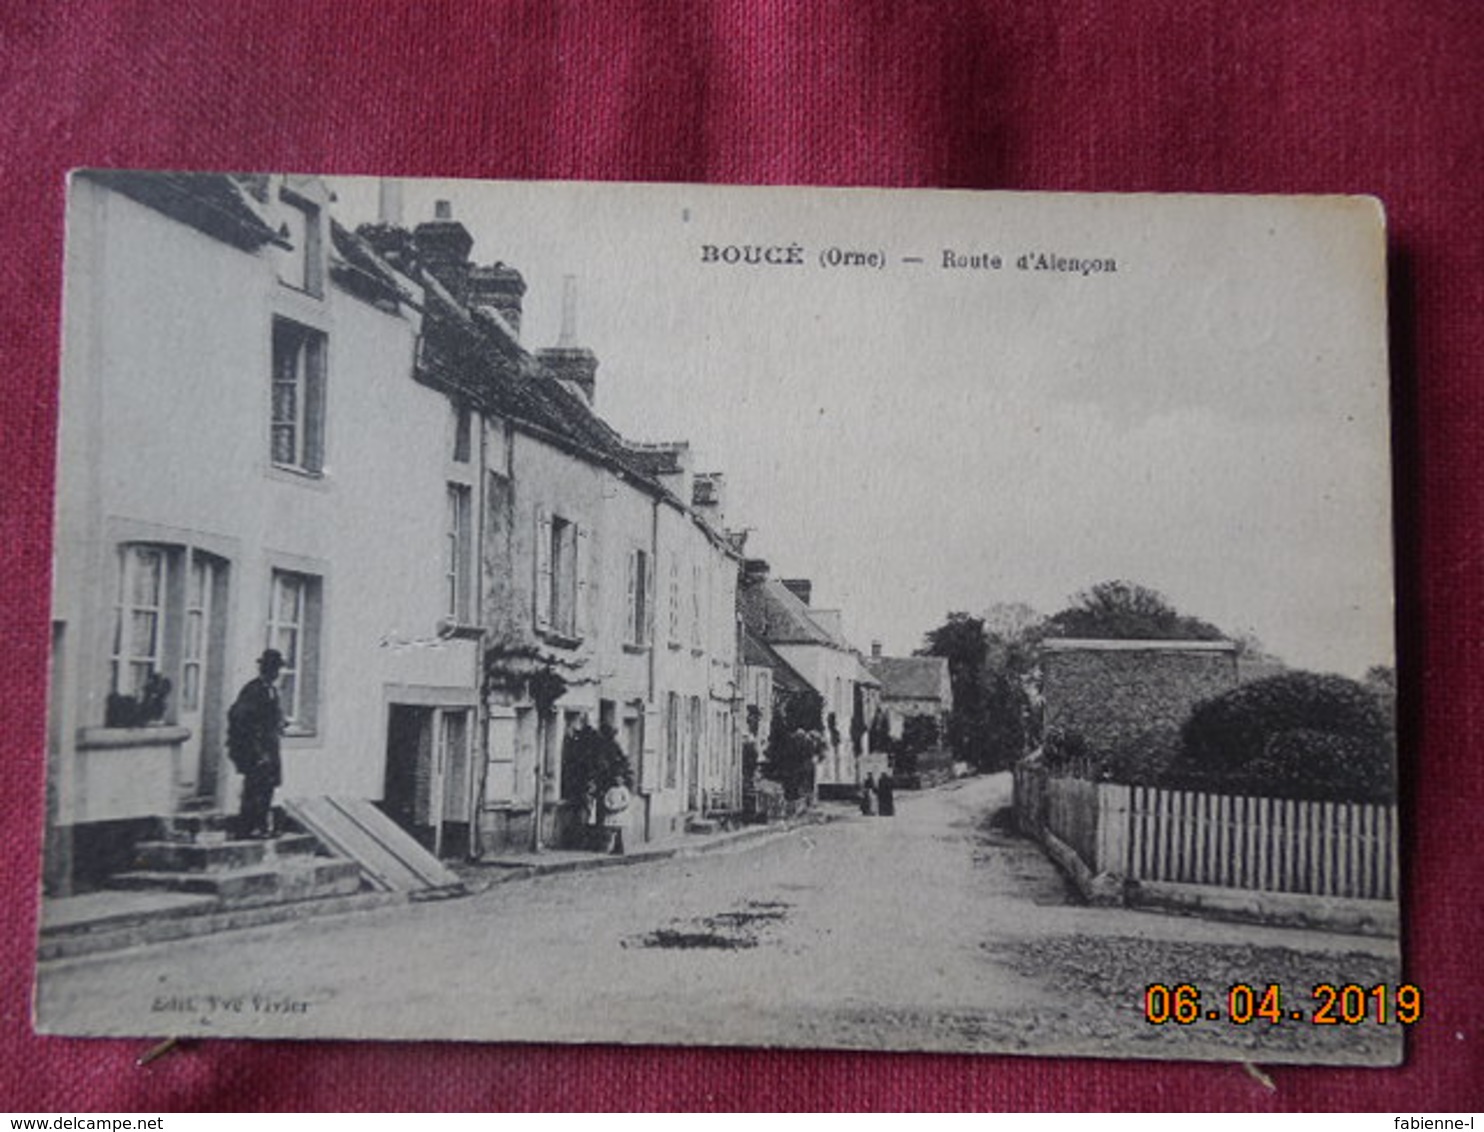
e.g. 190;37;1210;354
38;889;410;965
39;811;841;960
460;811;837;891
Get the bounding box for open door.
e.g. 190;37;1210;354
382;703;472;858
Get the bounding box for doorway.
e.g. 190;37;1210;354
382;703;472;857
178;549;229;806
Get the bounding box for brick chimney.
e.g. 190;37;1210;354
871;640;882;658
781;578;812;606
468;262;526;338
413;200;474;303
692;472;726;526
536;275;599;404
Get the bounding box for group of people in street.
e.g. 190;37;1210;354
858;772;895;817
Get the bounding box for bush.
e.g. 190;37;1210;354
1165;671;1395;803
900;714;941;755
761;727;827;801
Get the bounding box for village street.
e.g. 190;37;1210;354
37;775;1401;1063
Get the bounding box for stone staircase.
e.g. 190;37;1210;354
107;810;364;909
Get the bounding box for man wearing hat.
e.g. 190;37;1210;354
227;649;286;839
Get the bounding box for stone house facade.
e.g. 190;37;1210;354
737;565;876;787
863;647;954;744
49;172;485;889
364;203;743;855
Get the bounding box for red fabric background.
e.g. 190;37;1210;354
1;0;1480;1112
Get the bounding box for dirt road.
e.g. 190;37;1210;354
37;774;1402;1063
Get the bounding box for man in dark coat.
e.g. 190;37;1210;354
228;649;286;838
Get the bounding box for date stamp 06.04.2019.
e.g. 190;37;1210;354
1144;983;1423;1027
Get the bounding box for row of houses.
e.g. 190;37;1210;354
45;172;948;895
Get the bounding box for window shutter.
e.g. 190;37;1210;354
534;507;552;632
485;707;517;805
304;336;326;473
640;702;660;793
625;550;638;643
573;524;589;639
643;551;656;646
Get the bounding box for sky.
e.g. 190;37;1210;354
330;178;1394;678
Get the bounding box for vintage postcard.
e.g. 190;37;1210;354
35;174;1402;1064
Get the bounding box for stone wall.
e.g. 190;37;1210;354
1041;641;1238;758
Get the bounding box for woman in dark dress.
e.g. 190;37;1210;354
876;771;895;816
859;773;876;815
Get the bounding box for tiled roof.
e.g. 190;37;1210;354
741;630;814;696
329;220;417;306
82;170;287;252
864;655;951;703
384;242;716;518
739;579;849;649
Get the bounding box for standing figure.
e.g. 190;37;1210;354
859;773;876;816
227;649;286;839
601;778;631;856
876;771;895;817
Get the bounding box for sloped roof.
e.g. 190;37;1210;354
82;170;287;251
739;578;850;649
361;225;733;550
864;655;952;703
329;220;418;307
741;630;814;697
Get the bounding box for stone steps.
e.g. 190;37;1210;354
131;833;318;873
109;857;363;907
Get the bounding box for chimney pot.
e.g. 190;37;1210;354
435;199;453;220
871;640;882;658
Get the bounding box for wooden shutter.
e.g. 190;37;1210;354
643;550;656;646
573;523;589;639
640;702;660;793
534;506;552;633
484;707;517;805
625;549;638;644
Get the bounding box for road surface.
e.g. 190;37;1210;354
37;774;1402;1063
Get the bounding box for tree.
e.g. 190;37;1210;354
1165;670;1395;803
981;602;1044;769
919;606;1046;773
920;613;993;770
900;714;941;755
1044;580;1225;642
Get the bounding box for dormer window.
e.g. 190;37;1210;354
277;188;324;297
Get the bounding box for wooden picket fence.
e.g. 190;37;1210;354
1013;765;1400;902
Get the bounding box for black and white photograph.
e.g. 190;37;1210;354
34;173;1401;1065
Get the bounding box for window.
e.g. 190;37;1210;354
271;318;327;475
627;548;652;647
452;403;473;464
276;194;323;296
106;544;229;729
535;509;584;640
268;568;322;732
110;545;169;700
445;484;472;623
